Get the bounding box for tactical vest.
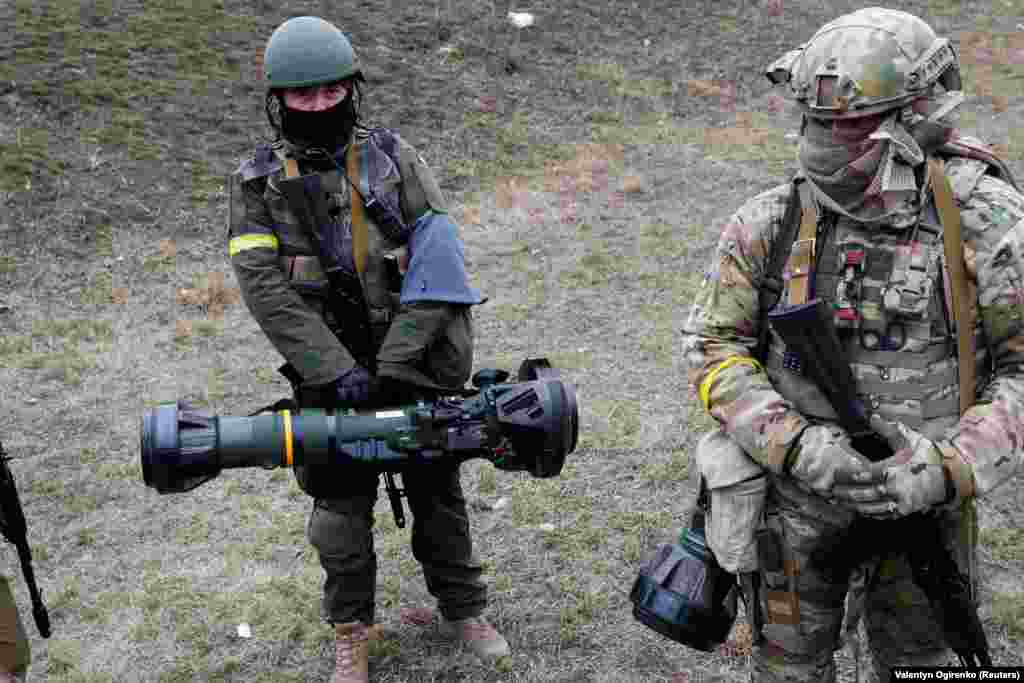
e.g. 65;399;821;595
265;130;408;349
765;159;996;441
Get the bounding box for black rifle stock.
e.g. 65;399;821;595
767;301;887;453
0;442;50;638
768;299;991;667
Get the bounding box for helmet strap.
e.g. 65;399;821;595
903;90;963;155
265;91;284;140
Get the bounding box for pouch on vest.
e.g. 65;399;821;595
696;429;767;574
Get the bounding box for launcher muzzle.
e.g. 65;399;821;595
140;360;578;494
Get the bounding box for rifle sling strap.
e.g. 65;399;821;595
929;157;975;417
786;183;819;306
281;150;370;278
346;144;369;277
930;158;981;610
755;179;807;362
284;157;299;178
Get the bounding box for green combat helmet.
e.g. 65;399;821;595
263;16;365;89
765;7;961;119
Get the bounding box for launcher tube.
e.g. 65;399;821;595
141;374;577;494
213;411;426;468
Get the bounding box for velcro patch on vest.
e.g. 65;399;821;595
765;590;801;625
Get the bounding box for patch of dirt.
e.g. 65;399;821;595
1;0;1022;680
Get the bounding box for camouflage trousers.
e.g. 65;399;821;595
0;576;29;677
751;474;968;683
307;465;487;626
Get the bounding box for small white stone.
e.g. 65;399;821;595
508;11;535;29
237;623;252;638
492;496;509;510
538;523;556;532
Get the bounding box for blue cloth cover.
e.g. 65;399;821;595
401;212;483;305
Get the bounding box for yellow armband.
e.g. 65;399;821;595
698;356;764;412
229;233;279;257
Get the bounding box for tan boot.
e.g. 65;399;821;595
331;621;370;683
439;616;511;661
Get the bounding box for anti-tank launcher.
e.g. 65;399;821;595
140;359;578;496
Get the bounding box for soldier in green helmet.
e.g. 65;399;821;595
228;16;508;682
683;7;1024;681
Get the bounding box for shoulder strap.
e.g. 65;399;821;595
755;180;804;362
368;127;401;165
238;142;284;182
785;183;820;307
283;157;299;178
929;157;975;416
346;143;369;276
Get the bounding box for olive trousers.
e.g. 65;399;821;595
306;465;486;626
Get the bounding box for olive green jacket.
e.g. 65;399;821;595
228;130;477;393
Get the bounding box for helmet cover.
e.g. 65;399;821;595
765;7;961;119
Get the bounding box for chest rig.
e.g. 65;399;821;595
764;160;979;434
270;132;409;354
814;205;946;353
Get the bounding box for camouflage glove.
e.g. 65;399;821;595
783;424;874;497
830;415;953;519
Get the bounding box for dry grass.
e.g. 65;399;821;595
992;592;1024;640
0;129;65;193
982;528;1024;561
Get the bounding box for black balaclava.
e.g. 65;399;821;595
265;78;364;161
279;94;357;155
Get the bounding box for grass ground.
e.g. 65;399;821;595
1;0;1023;681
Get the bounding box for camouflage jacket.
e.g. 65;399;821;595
228;129;481;391
683;148;1024;499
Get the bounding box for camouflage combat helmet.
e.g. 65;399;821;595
263;16;364;89
765;7;961;119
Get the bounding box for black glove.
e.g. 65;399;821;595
335;365;374;406
373;375;429;406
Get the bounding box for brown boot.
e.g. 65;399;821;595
439;616;511;661
331;621;370;683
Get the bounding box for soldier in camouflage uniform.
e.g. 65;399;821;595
227;16;508;683
0;576;28;682
683;8;1024;682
